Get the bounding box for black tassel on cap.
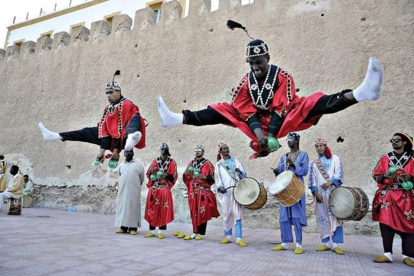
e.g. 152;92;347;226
226;20;253;40
227;20;246;30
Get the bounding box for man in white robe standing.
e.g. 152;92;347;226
215;143;247;247
115;149;145;235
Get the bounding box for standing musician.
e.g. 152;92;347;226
182;145;220;240
271;132;309;254
157;21;383;159
144;143;178;239
372;132;414;267
309;138;345;255
38;71;146;169
0;155;7;192
215;143;247;247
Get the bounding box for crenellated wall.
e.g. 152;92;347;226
0;0;413;234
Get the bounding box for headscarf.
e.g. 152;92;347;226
194;145;204;152
160;143;171;156
315;138;332;159
287;132;300;141
217;142;227;161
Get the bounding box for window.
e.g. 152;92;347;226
146;0;164;23
40;30;53;38
104;12;121;26
13;39;24;46
69;22;85;35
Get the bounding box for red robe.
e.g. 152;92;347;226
145;157;178;227
97;98;146;150
210;66;324;154
372;152;414;233
183;158;220;232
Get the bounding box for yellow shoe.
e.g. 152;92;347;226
219;238;231;244
195;234;202;240
144;232;155;238
177;232;185;238
316;245;330;251
116;228;126;234
294;247;303;254
129;230;137;235
236;240;247;247
173;230;179;236
333;247;344;255
373;255;392;263
271;244;287;251
184;235;191;240
403;257;414;267
157;233;165;239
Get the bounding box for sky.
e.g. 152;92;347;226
0;0;81;48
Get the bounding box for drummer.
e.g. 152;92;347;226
271;132;309;254
215;143;248;247
308;138;345;255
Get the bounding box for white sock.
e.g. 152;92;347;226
227;235;232;241
281;243;288;249
236;237;242;243
296;243;302;249
38;122;62;141
324;242;332;249
384;252;393;261
190;233;197;239
158;229;163;234
157;96;183;127
352;57;383;102
332;242;338;248
124;131;142;151
151;230;156;235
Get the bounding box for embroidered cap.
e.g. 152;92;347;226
194;145;204;152
287;132;300;141
105;80;121;91
160;143;171;156
218;142;227;152
314;138;327;145
246;39;269;58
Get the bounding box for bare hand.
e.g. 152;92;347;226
235;168;242;174
321;181;333;189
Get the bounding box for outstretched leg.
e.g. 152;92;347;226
124;131;142;151
38;123;63;141
352;57;383;102
157;96;184;127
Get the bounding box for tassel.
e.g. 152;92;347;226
325;147;332;159
227;20;246;30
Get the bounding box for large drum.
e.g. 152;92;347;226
329;186;369;221
233;177;267;210
269;171;305;207
23;195;33;208
7;197;22;215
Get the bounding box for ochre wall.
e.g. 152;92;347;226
0;0;413;235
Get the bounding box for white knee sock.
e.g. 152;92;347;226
124;131;142;151
157;96;183;127
352;57;383;102
281;243;288;249
190;233;197;239
37;122;62;141
384;252;393;261
158;229;163;234
296;242;302;249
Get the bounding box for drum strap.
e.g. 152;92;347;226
314;158;331;182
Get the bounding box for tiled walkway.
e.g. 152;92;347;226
0;208;412;275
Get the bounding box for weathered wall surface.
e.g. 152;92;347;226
0;0;412;235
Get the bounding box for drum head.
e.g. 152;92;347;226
269;170;293;195
233;178;260;205
329;187;354;219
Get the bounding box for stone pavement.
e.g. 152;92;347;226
0;208;412;276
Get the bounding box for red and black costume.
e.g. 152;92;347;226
60;96;146;152
183;158;220;235
145;156;178;230
372;147;414;257
182;66;354;157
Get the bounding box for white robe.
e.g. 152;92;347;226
309;155;343;240
215;158;245;231
115;158;145;228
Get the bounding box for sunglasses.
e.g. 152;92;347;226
390;139;402;143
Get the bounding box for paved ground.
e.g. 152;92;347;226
0;208;413;276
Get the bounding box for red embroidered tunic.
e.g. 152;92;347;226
183;159;220;232
145;158;178;227
372;153;414;233
210;66;324;142
97;98;146;150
